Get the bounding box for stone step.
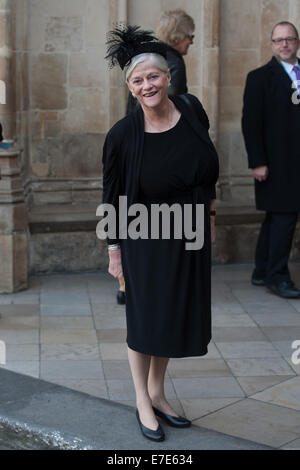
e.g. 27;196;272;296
0;368;272;450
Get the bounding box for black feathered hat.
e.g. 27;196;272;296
105;24;168;70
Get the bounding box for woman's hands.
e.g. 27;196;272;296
108;248;123;280
253;165;268;182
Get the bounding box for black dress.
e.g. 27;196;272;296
122;115;214;358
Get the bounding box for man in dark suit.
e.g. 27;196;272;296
242;21;300;298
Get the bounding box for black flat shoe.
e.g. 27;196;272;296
117;290;126;305
152;406;191;428
136;410;165;442
251;277;265;286
267;281;300;299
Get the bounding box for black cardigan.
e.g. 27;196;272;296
102;94;219;244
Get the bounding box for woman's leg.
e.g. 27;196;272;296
116;276;126;305
127;347;159;430
119;275;125;292
148;356;179;417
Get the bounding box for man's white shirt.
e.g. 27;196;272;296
281;59;300;84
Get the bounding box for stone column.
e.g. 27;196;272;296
0;148;28;293
202;0;220;146
109;0;128;127
118;0;128;23
218;0;260;202
0;0;15;139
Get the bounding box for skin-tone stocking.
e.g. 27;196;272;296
148;356;179;417
119;275;125;292
127;347;159;430
127;348;179;430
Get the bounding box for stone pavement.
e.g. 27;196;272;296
0;263;300;449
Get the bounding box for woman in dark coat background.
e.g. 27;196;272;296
102;26;219;442
156;8;194;95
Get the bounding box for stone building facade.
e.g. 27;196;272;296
0;0;300;291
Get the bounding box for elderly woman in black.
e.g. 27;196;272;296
103;26;219;442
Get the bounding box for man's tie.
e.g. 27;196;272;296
292;65;300;91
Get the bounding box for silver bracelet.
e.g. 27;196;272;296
108;244;120;251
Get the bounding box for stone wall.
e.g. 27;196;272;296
22;0;109;207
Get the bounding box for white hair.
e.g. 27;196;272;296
125;53;169;81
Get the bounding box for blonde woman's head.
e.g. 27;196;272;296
156;9;195;55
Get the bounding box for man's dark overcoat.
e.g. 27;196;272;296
242;56;300;212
